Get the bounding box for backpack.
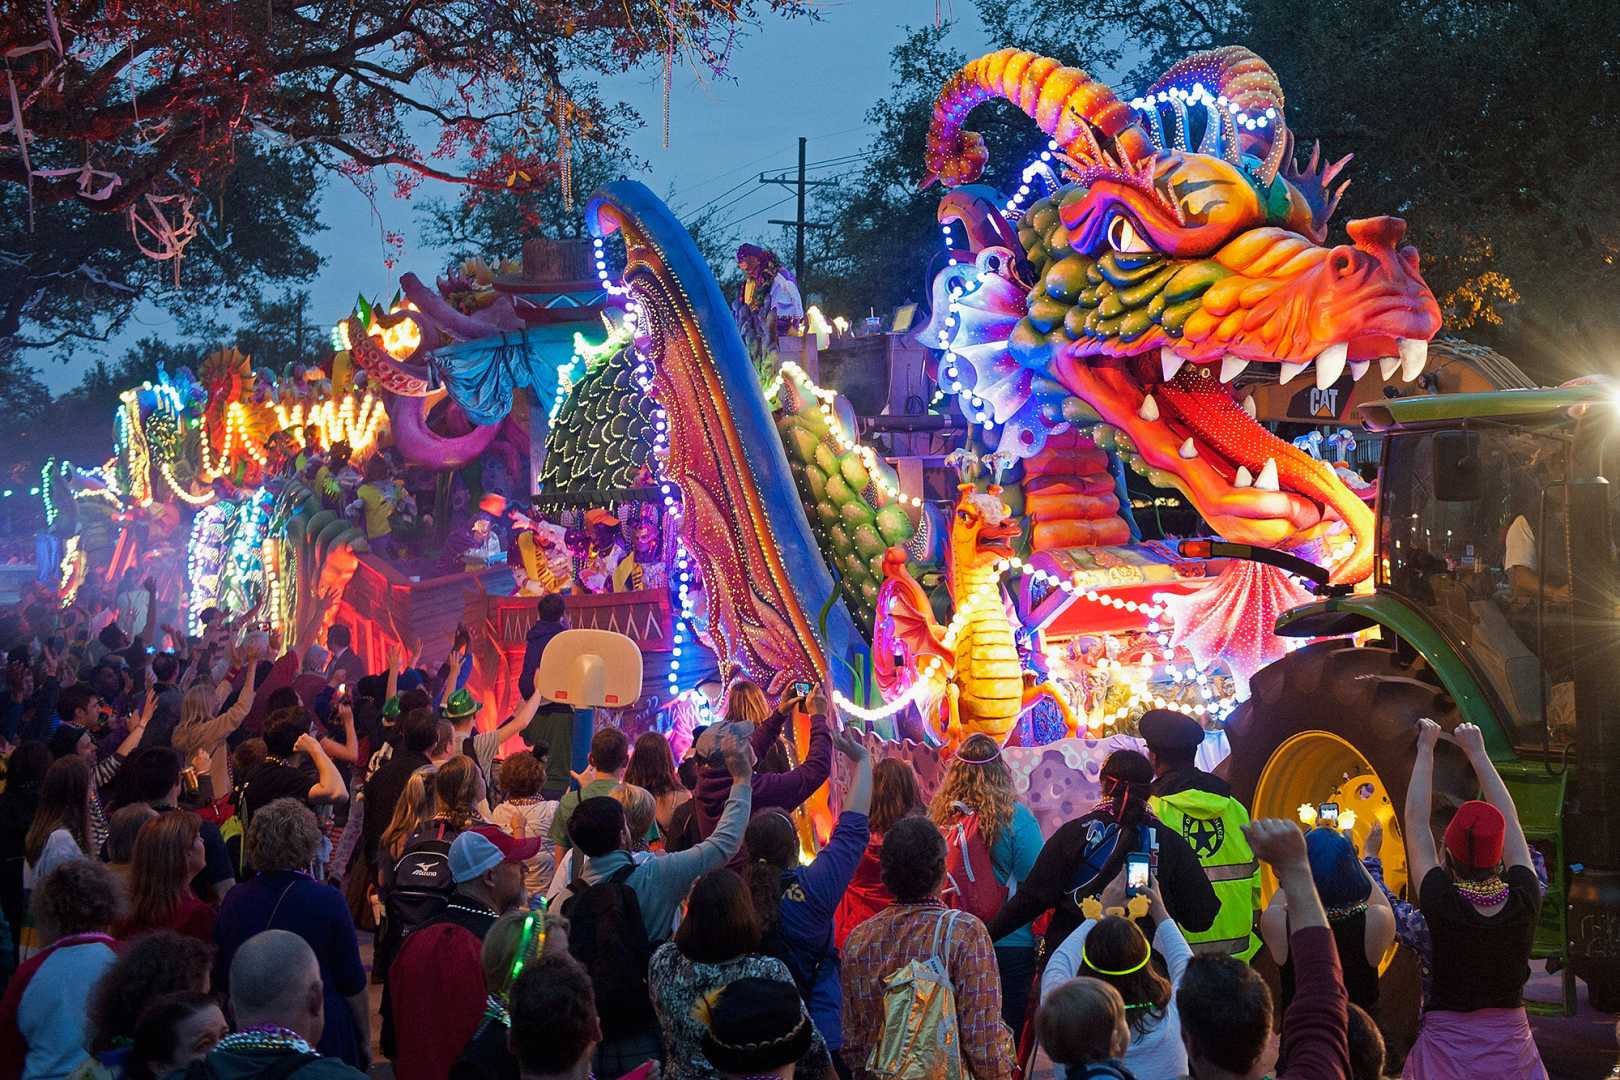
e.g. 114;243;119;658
1065;818;1125;907
866;909;965;1080
940;803;1008;923
561;862;656;1039
383;822;458;944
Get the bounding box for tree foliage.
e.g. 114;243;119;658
2;0;811;216
816;0;1620;381
417;136;639;261
2;142;323;353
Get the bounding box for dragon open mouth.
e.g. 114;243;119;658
919;47;1446;585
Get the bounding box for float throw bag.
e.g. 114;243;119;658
866;909;965;1080
1065;818;1124;904
562;863;656;1039
941;804;1008;923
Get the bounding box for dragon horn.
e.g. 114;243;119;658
923;48;1152;189
1145;46;1289;183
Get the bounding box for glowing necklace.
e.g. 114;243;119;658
1454;876;1510;907
215;1025;313;1056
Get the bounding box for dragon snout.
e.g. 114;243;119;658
1347;215;1407;253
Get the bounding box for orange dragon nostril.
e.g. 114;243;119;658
1327;248;1357;279
1347;215;1408;254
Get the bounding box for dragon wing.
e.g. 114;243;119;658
873;547;954;702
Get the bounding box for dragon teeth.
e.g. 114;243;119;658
1398;337;1429;381
1349;360;1370;381
1240;395;1257;418
1234;465;1254;488
1160;348;1186;383
1138;394;1160;421
1378;355;1401;380
1315;342;1349;389
1279;360;1309;384
1255;457;1280;491
1219;355;1249;383
1178;437;1198;459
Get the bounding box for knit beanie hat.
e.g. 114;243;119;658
700;978;812;1075
1444;800;1506;871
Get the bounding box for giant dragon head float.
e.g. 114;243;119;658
922;47;1442;584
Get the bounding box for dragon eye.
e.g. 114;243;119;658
1105;213;1154;254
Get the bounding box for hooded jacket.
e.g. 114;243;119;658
518;616;567;700
1149;786;1261;960
690;705;830;854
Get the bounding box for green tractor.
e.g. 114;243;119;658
1218;381;1620;1016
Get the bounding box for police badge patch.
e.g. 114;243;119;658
1182;815;1225;859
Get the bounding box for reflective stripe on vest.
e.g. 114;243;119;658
1151;793;1261;962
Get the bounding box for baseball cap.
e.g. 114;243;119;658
1443;800;1506;871
449;825;545;882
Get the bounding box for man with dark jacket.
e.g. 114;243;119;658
1141;709;1230;798
517;594;568;700
360;709;438;866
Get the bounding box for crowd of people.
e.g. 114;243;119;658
0;590;1558;1080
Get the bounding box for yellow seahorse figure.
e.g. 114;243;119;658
882;484;1079;753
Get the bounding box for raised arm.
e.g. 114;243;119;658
320;701;360;764
1404;718;1443;885
115;687;156;758
836;724;874;816
1361;859;1397;968
1453;721;1533;872
489;684;546;746
297;732;349;803
1246;818;1348;1080
1040;918;1096;1000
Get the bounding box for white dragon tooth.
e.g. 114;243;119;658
1398;336;1429;381
1138;394;1160;421
1240;395;1257;418
1315;342;1349;389
1219;354;1249;383
1234;465;1254;488
1256;457;1280;491
1160;348;1186;383
1349;360;1370;381
1178;437;1198;459
1378;355;1401;381
1278;360;1309;384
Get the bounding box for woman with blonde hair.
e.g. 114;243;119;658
117;811;214;943
432;754;487;833
171;654;257;805
380;766;439;867
928;731;1046;1032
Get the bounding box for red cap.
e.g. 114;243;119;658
1443;800;1506;871
466;824;545;864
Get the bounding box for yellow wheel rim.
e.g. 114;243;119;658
1252;730;1405;973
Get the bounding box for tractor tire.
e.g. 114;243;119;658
1223;639;1480;1059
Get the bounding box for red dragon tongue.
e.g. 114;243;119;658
1157;372;1373;584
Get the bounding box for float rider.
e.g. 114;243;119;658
1142;709;1261;960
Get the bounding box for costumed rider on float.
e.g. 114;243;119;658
1142;709;1262;960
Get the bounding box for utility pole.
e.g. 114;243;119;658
760;137;834;287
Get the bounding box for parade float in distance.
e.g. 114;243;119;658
44;38;1620;1012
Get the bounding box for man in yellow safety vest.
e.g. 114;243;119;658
1142;709;1261;961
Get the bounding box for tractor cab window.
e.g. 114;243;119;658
1379;426;1574;749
